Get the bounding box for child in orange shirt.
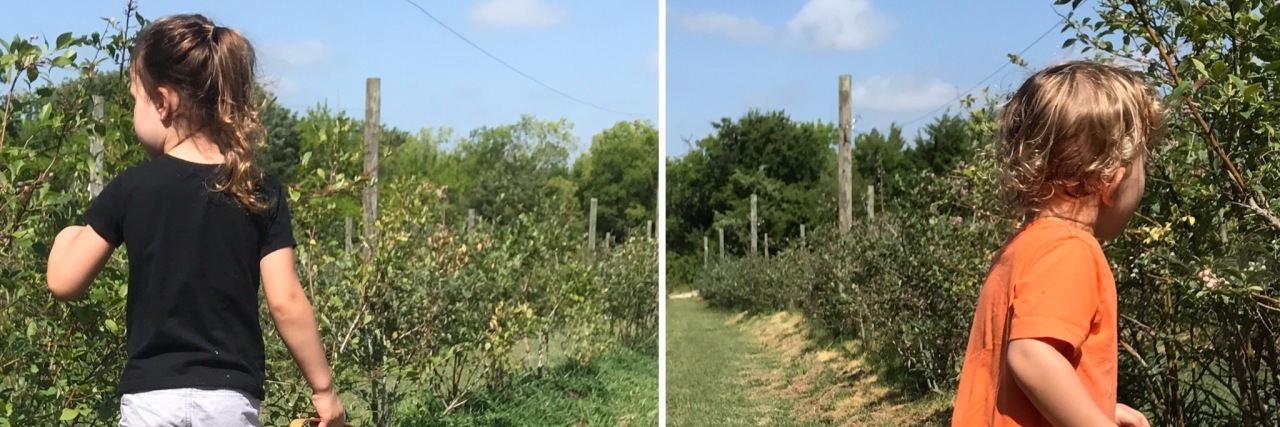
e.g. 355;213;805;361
952;61;1165;427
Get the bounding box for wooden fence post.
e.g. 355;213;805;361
344;217;353;253
589;198;598;251
89;96;104;198
764;233;769;259
647;220;653;241
604;232;612;252
703;235;709;267
750;193;758;256
800;224;806;247
1218;208;1228;243
467;208;476;234
838;75;853;233
866;184;875;222
363;78;381;260
718;228;725;260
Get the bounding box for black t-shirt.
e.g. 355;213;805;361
83;154;296;400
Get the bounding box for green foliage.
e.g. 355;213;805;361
573;120;658;240
904;114;978;176
256;93;302;182
446;116;578;225
1058;1;1280;424
666;110;837;288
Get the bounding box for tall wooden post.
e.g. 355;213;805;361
605;232;612;251
838;75;853;233
647;220;653;241
866;184;875;222
344;217;353;253
89;96;104;198
467;209;477;234
800;224;806;247
764;234;769;259
750;194;758;256
589;198;598;251
1218;208;1228;243
718;228;725;260
703;235;709;267
363;78;381;260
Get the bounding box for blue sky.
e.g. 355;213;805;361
2;0;657;155
667;0;1093;158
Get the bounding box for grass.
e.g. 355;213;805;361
667;297;817;427
736;311;953;426
669;297;955;426
417;346;658;427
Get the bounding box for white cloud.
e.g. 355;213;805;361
849;76;955;112
259;40;332;68
643;50;659;74
259;75;302;97
677;12;773;44
470;0;568;30
786;0;892;52
744;80;811;109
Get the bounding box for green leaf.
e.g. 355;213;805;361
1241;83;1262;99
1062;38;1077;48
105;319;119;334
58;408;77;421
1191;58;1207;76
25;66;37;83
1267;4;1280;25
1229;75;1246;93
301;151;312;167
55;32;73;50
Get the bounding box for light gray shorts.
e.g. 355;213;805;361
119;388;261;427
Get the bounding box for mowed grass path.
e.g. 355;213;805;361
666;297;817;427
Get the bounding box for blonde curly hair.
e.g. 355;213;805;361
996;60;1165;216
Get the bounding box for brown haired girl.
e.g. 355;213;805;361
44;14;345;427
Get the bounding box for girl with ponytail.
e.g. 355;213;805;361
44;14;345;427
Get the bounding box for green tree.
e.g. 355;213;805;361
667;109;836;261
572;120;658;240
449;115;577;224
904;113;976;176
852;124;907;190
256;94;301;182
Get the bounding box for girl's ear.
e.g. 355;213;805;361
155;86;180;122
1100;166;1128;207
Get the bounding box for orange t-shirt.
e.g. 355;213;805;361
952;218;1118;426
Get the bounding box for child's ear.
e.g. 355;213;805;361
155;86;180;121
1100;166;1128;206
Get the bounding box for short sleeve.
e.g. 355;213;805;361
1008;237;1101;353
258;178;297;259
83;176;126;247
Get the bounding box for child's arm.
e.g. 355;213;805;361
46;225;115;301
1007;337;1113;426
261;247;345;427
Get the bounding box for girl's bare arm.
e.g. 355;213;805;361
46;226;115;301
260;248;345;424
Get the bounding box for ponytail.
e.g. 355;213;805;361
132;14;270;212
